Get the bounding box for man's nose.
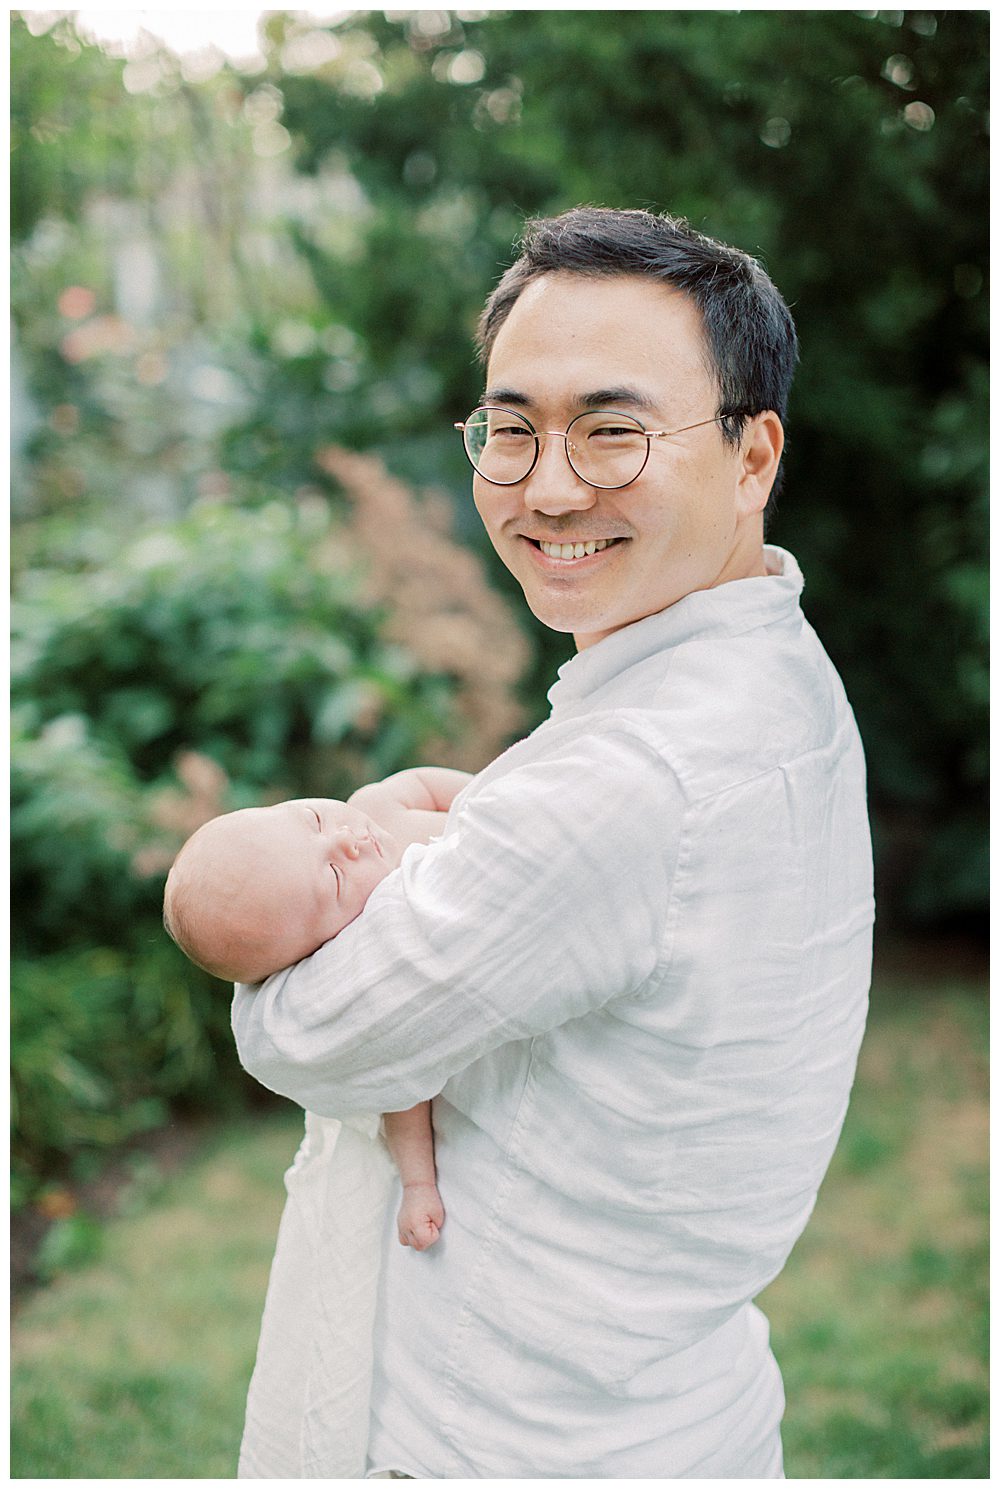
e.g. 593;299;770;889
522;435;598;516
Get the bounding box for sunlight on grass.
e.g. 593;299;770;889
761;980;988;1478
11;1111;303;1478
11;981;988;1478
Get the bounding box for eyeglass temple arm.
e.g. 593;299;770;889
456;414;732;437
648;415;734;440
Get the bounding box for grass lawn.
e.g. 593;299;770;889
760;974;988;1478
11;975;988;1478
10;1113;305;1479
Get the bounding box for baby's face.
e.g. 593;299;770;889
172;796;404;982
260;796;404;947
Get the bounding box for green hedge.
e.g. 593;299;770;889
11;495;469;1203
10;943;230;1211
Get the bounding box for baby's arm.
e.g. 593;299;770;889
382;1102;444;1251
351;769;468;1247
349;766;472;849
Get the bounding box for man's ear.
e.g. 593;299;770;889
737;412;784;516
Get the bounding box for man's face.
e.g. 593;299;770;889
474;272;772;649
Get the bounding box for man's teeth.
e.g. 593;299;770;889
538;538;616;559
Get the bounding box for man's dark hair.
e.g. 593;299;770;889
477;206;798;504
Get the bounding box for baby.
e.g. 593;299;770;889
163;765;471;1251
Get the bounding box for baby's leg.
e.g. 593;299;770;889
382;1102;445;1251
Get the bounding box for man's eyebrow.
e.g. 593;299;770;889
577;387;659;413
481;388;531;407
480;386;660;413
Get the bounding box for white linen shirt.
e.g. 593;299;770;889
232;545;874;1479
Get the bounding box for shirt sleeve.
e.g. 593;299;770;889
231;725;684;1116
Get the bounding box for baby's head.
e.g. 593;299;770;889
164;797;402;984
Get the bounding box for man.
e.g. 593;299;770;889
233;207;874;1478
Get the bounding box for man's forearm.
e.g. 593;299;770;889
233;734;678;1118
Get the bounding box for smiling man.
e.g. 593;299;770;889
467;270;782;645
233;208;874;1478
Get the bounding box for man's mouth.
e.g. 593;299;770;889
525;536;627;561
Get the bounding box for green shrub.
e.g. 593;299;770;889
11;471;528;1202
11;941;237;1203
12;497;456;805
10;494;468;1201
11;709;155;953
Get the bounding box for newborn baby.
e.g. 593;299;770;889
164;765;471;1250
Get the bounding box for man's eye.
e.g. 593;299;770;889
492;424;532;438
590;425;641;440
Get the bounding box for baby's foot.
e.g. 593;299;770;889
397;1181;445;1251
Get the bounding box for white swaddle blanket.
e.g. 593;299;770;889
238;1111;395;1479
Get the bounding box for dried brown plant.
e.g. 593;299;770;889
135;450;531;875
315;445;530;771
133;751;231;876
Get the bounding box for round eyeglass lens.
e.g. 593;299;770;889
462;407;652;488
463;407;537;485
565;410;650;488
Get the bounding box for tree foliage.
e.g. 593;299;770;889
10;10;988;922
8;5;987;1200
260;8;988;930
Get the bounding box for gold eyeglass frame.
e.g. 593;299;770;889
454;406;732;490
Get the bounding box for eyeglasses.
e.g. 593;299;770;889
454;406;732;491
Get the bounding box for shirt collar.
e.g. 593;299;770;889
547;545;805;709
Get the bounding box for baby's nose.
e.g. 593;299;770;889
332;826;363;859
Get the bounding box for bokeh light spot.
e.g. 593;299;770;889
882;53;916;89
280;29;342;75
449;49;486;85
58;286;96;319
252;121;292;158
903;101;935;132
760;117;792;149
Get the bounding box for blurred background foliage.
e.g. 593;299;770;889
10;9;987;1207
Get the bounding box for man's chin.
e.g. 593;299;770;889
518;590;584;636
513;572;609;637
